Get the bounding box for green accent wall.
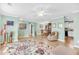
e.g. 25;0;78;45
73;16;79;45
51;17;65;41
0;15;38;43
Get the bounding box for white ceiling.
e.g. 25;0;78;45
0;3;79;22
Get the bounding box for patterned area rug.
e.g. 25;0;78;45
1;39;78;55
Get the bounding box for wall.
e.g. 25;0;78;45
0;15;70;44
1;14;79;46
18;19;37;37
0;15;38;43
51;17;65;41
1;15;19;42
73;15;79;45
0;16;4;43
65;14;79;46
37;17;65;41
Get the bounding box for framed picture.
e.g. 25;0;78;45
58;23;63;28
19;23;26;29
52;23;56;28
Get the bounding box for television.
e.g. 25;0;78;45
7;21;14;26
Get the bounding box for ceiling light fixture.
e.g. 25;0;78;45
8;3;13;6
38;11;46;16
